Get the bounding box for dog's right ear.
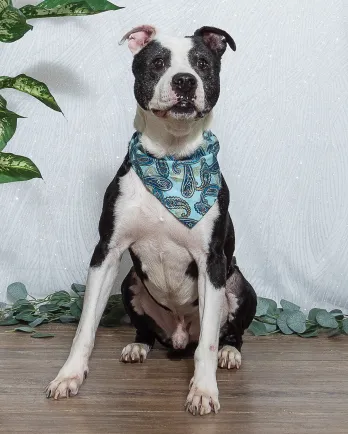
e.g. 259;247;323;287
119;25;157;55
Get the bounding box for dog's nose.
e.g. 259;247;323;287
171;73;197;94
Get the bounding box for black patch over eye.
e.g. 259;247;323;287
197;58;209;70
152;58;165;70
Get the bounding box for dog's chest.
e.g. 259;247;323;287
114;169;218;310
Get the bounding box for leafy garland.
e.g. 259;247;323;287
250;297;348;338
0;282;125;338
0;282;347;339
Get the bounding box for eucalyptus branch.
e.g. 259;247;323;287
249;297;348;338
1;281;347;339
0;282;126;337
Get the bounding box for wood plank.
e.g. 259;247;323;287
0;325;347;433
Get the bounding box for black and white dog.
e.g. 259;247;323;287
46;25;257;416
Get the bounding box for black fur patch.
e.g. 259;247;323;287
188;37;222;113
129;248;148;281
185;260;199;279
132;40;171;110
219;269;257;351
90;154;131;267
121;269;173;348
207;175;235;288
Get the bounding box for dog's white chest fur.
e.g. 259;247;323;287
112;168;219;312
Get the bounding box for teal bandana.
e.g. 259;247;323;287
128;130;222;228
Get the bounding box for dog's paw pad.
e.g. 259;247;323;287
218;345;241;369
120;343;149;363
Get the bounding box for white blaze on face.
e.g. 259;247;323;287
148;36;205;114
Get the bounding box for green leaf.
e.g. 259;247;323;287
308;308;325;322
31;332;54;338
108;294;123;304
277;311;294;335
259;315;277;325
76;297;83;309
71;283;86;295
29;317;45;327
0;316;19;326
280;299;300;311
15;311;37;322
39;303;60;313
0;74;61;112
316;311;338;329
0;151;42;183
248;320;270;336
14;326;34;332
286;311;307;333
0;98;24;151
7;282;27;301
255;297;277;317
12;299;34;312
0;5;33;43
299;329;319;338
330;309;344;320
0;0;9;14
57;301;73;308
0;94;6;107
50;290;71;304
100;304;125;327
20;0;122;19
70;301;82;319
263;323;277;333
36;0;122;12
342;319;348;334
59;315;76;323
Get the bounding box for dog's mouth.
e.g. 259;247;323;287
152;97;196;119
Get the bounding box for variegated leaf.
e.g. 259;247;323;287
0;5;33;43
0;0;9;14
0;96;24;151
0;151;42;183
0;94;6;108
36;0;123;12
0;74;61;112
20;2;97;18
20;0;122;18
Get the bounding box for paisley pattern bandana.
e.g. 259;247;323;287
128;130;222;228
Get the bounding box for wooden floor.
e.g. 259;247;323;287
1;324;348;434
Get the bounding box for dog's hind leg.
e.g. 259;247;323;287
120;268;156;363
218;264;257;370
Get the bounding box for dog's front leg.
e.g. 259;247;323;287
46;248;121;399
186;256;225;416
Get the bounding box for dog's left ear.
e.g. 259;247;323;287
193;26;236;55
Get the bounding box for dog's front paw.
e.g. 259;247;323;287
120;343;150;363
218;345;241;369
185;377;220;416
45;364;88;400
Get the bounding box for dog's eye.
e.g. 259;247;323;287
152;58;165;70
197;58;208;70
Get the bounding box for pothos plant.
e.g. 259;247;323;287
0;282;347;339
0;0;122;183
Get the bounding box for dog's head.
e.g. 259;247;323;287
120;25;236;122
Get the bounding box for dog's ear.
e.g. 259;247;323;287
193;26;236;55
119;25;157;55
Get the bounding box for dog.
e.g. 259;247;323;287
46;25;257;416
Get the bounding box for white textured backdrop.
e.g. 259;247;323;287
1;0;348;311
